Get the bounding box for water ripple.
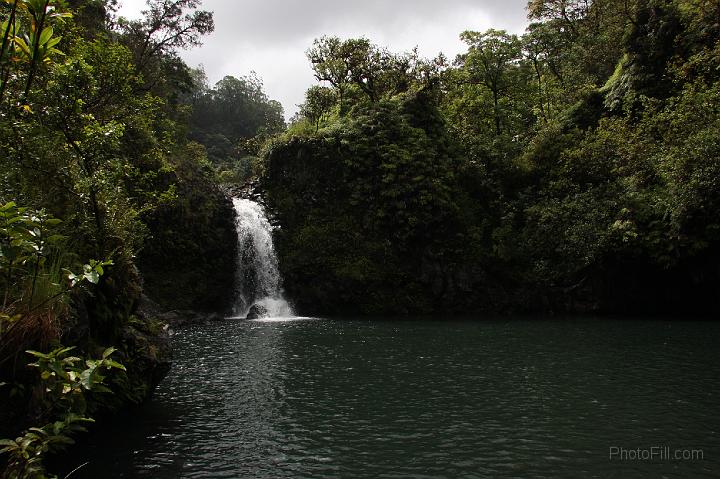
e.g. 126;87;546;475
77;318;720;478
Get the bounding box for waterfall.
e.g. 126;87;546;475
232;198;294;318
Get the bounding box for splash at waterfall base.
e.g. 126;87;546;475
232;198;295;319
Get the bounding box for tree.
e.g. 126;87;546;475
298;85;336;131
306;36;423;109
527;0;639;89
0;0;71;104
184;73;283;182
116;0;213;98
189;74;284;158
457;30;523;135
306;36;353;110
527;0;589;37
117;0;213;70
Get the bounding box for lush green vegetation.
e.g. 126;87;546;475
266;0;720;315
0;0;270;475
2;0;720;475
187;71;285;182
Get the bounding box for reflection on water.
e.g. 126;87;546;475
76;318;720;478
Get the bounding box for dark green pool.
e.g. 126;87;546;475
76;317;720;478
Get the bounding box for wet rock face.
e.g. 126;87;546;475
117;320;172;403
246;303;269;319
222;178;281;228
223;178;265;205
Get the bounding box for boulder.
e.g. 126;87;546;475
117;321;172;403
246;303;269;319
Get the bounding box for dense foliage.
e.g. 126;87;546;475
187;70;285;183
266;0;720;315
265;89;465;314
0;0;243;475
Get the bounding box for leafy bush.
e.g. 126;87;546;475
0;346;125;479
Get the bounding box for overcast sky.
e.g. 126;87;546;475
117;0;529;119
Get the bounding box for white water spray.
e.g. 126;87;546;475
232;198;294;318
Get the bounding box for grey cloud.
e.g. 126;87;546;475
203;0;528;45
121;0;529;118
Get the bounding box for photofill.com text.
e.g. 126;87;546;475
609;446;704;461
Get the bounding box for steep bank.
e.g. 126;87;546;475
262;90;488;315
137;174;238;314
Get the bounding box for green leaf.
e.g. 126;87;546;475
46;36;61;49
104;360;126;371
86;270;99;284
13;37;31;58
24;0;47;18
26;350;49;359
101;347;116;359
38;26;52;46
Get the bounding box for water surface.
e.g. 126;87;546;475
77;318;720;478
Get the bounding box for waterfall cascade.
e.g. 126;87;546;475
232;198;294;318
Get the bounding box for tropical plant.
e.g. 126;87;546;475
0;346;125;479
0;0;71;103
